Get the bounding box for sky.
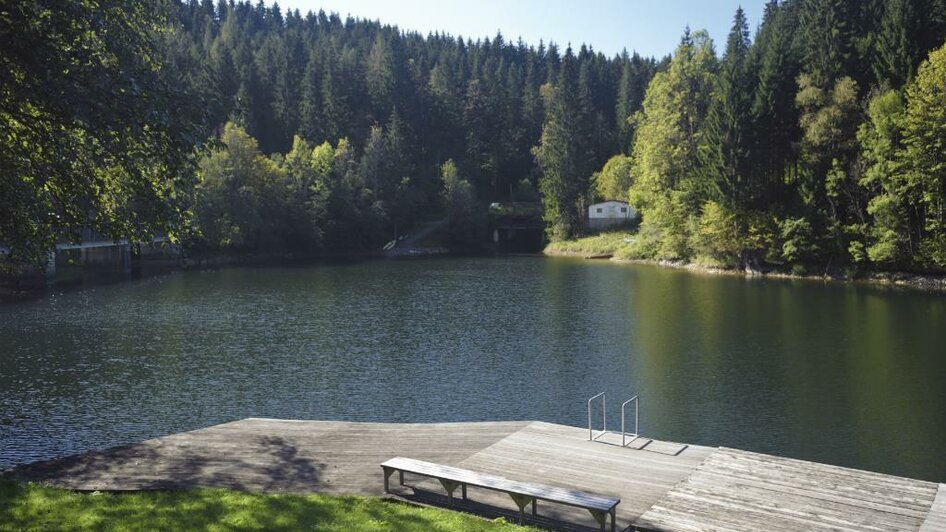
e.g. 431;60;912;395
276;0;771;58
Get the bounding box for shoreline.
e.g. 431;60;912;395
543;247;946;291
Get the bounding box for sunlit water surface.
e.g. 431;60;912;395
1;257;945;481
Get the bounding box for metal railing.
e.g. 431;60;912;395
621;395;640;447
588;392;641;447
587;392;606;441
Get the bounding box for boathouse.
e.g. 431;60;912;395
588;200;636;229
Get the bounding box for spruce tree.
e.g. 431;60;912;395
534;48;588;240
615;52;636;150
701;7;752;210
319;49;350;142
577;58;602;178
874;0;920;87
367;32;396;121
801;0;854;87
750;0;803;206
299;52;322;141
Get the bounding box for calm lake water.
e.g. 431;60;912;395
1;257;945;481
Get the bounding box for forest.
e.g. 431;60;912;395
3;0;946;273
165;0;657;254
620;1;946;273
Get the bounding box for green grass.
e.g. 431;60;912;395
0;478;530;531
544;231;636;256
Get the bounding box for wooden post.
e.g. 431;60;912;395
589;509;607;532
509;494;534;525
438;479;460;506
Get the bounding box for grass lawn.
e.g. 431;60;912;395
0;478;530;531
544;230;636;256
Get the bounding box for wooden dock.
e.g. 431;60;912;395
7;418;945;531
637;447;940;531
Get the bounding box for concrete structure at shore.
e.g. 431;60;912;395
0;228;181;292
7;419;946;531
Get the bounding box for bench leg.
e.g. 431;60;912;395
382;467;394;493
611;507;616;532
509;494;535;525
461;483;467;500
438;479;460;507
399;471;404;486
589;509;607;532
532;499;537;517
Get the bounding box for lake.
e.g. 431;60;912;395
1;257;945;482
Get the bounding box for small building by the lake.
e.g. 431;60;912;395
588;200;636;229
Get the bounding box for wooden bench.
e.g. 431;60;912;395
381;457;620;531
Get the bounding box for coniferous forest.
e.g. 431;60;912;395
164;0;658;254
4;0;946;274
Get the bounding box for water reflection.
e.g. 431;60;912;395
1;257;944;481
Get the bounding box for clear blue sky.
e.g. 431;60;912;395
277;0;769;58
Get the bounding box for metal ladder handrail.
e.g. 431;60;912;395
587;392;606;441
621;395;640;447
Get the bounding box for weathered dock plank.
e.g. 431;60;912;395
6;419;945;531
920;484;946;532
7;419;529;493
636;446;940;532
438;421;713;529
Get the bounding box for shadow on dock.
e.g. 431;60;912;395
6;418;945;531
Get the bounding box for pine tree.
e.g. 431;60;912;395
254;32;292;152
463;79;497;198
874;0;920;87
750;0;803;206
319;48;350;142
383;108;412;198
299;51;322;141
533;48;588;240
615;53;634;150
801;0;855;87
700;7;752;210
359;124;386;203
577;58;602;179
233;71;260;138
918;0;946;55
367;32;396;121
520;56;544;163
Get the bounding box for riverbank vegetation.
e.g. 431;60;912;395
0;478;527;531
544;231;634;257
613;3;946;275
167;0;652;255
2;0;654;263
0;1;208;267
541;1;946;277
4;1;946;278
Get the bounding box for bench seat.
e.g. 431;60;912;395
381;457;620;531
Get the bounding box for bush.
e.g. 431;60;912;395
545;231;635;255
691;201;742;267
779;217;818;264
